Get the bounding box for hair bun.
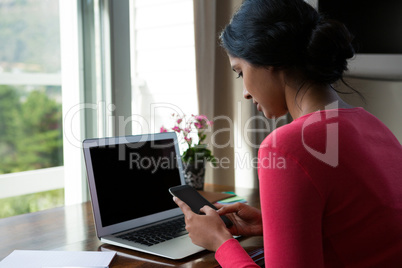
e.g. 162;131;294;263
220;0;356;85
304;19;355;84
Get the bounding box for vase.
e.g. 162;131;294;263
183;161;206;190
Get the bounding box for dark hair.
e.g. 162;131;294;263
220;0;355;85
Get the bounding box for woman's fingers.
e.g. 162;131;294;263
199;205;218;215
217;202;243;215
173;196;193;215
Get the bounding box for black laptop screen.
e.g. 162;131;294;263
89;139;181;227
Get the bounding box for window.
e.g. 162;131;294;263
0;0;200;215
0;0;64;218
130;0;198;138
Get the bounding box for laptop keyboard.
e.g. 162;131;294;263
117;217;188;247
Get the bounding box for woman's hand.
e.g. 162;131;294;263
216;202;263;237
173;196;233;252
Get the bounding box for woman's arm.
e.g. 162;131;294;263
259;147;325;267
174;197;261;267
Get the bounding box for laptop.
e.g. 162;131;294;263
83;132;204;259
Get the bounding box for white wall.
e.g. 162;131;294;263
339;77;402;144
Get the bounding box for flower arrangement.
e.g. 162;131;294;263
160;114;216;166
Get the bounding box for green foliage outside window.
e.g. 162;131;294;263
0;85;64;217
0;189;64;219
0;0;60;73
0;0;64;218
0;85;63;174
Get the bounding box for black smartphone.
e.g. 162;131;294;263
169;185;233;228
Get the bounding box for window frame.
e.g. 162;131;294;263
0;167;64;199
0;0;195;206
61;0;133;204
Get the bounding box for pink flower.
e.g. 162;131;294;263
195;115;208;121
172;126;181;133
160;114;213;152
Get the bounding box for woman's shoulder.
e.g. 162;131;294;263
260;120;302;150
260;107;374;152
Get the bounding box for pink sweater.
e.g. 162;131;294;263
216;108;402;267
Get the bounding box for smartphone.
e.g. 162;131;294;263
169;185;233;228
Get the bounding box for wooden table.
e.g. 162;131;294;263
0;184;262;267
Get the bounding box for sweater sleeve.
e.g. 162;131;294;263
215;133;328;267
215;238;260;268
258;146;325;267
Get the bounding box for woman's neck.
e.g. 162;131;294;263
285;83;353;120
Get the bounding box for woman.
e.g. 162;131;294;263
174;0;402;266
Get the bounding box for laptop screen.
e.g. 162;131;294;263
88;138;182;227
